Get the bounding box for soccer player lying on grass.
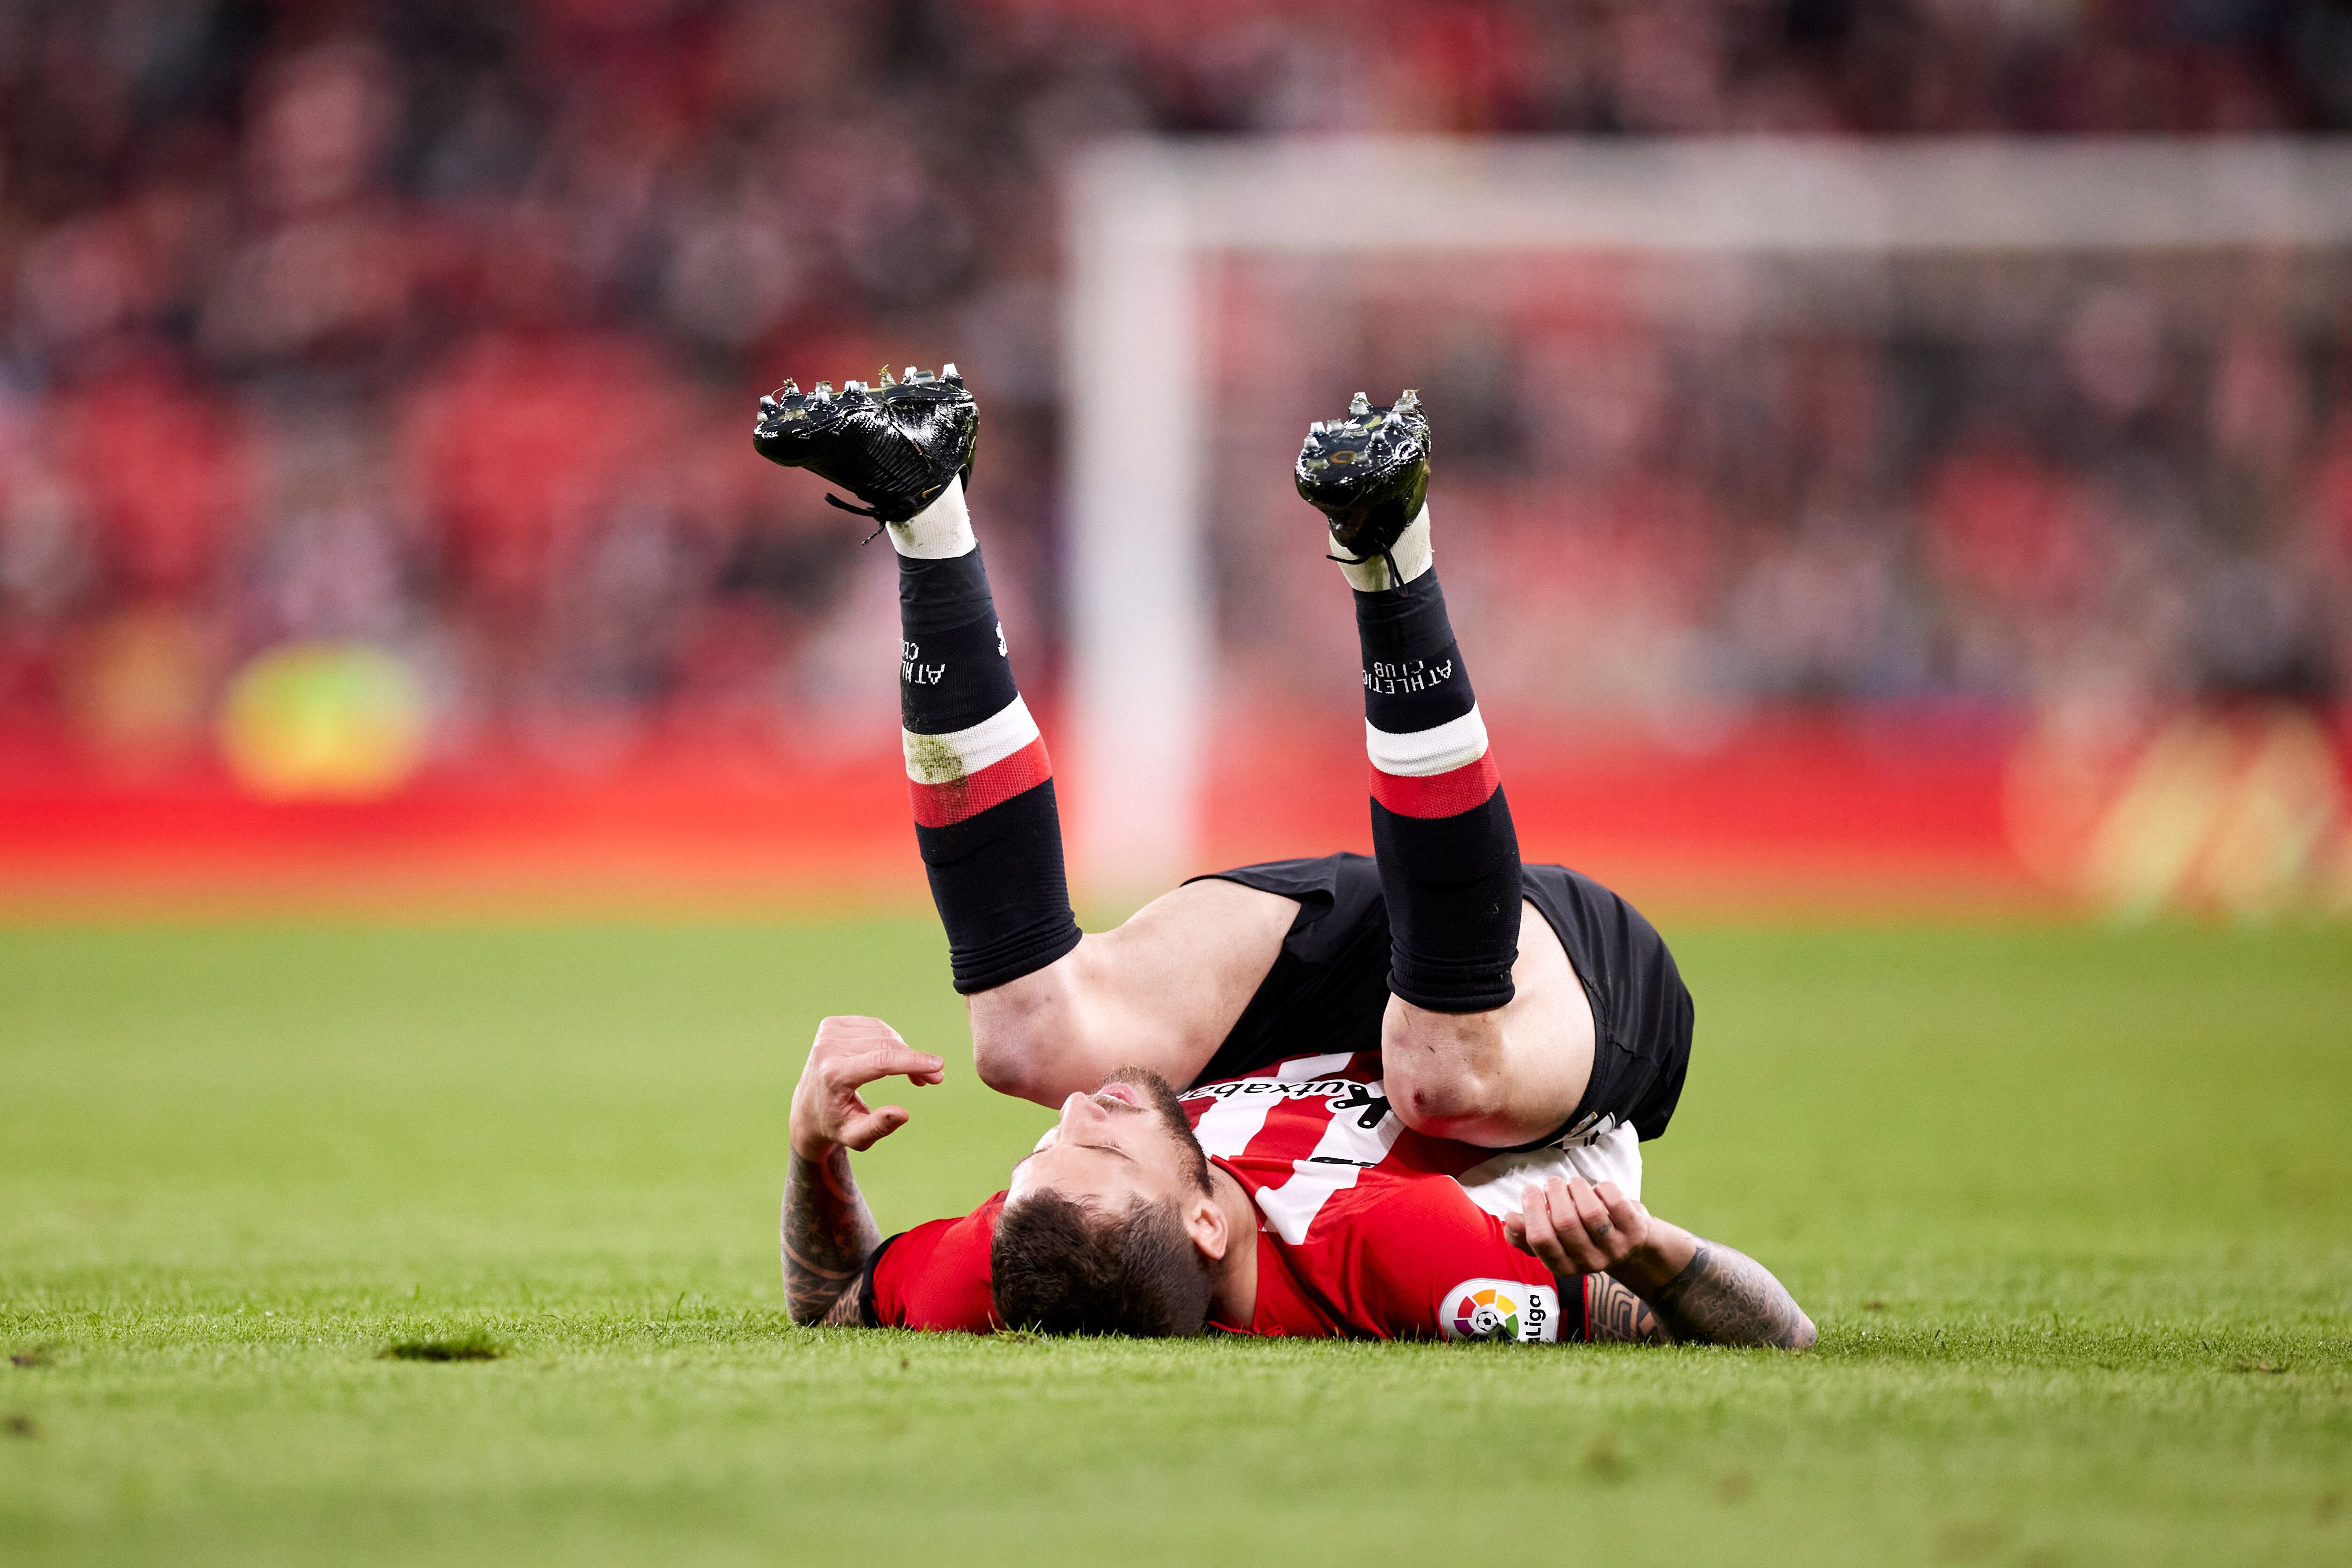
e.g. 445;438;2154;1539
783;1016;1812;1346
754;368;1812;1347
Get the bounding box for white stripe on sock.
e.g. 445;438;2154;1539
903;694;1040;783
886;475;976;559
1366;704;1489;778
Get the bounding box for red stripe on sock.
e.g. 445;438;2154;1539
1367;752;1500;819
909;738;1053;828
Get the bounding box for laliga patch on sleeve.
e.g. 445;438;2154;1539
1439;1279;1562;1343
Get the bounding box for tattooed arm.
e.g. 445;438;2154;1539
1612;1231;1816;1349
782;1146;882;1326
1581;1274;1670;1345
780;1016;946;1327
1509;1175;1816;1350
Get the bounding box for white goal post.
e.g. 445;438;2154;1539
1058;136;2352;899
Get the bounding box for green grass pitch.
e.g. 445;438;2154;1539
2;914;2348;1566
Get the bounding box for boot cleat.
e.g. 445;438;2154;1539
1295;389;1430;570
753;364;979;523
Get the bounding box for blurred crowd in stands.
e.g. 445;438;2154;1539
1209;247;2352;740
1;0;2349;782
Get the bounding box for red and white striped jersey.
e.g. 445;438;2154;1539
864;1050;1643;1342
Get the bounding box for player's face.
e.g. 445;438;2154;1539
1007;1070;1207;1212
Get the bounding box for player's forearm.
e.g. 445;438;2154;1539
780;1144;882;1326
1608;1220;1816;1351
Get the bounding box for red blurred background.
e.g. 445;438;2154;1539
1;0;2347;913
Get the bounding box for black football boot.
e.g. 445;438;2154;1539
753;364;978;524
1294;389;1430;581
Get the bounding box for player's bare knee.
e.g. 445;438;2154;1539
1388;1073;1508;1138
972;1022;1106;1106
1382;1046;1509;1138
1380;998;1520;1138
966;968;1099;1106
971;1033;1047;1101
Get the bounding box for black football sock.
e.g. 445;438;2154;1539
1356;554;1521;1013
891;480;1081;993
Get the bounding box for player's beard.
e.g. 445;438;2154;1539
1097;1067;1212;1197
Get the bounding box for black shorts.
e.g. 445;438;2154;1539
1185;852;1693;1145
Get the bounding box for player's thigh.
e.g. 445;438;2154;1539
1501;903;1593;1066
1085;877;1296;1077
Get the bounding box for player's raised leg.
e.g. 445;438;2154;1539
1297;392;1591;1146
757;367;1084;995
754;368;1293;1101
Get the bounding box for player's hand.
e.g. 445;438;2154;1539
789;1015;945;1161
1503;1176;1651;1277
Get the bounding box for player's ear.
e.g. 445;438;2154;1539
1181;1192;1227;1265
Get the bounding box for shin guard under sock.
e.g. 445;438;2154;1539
893;483;1082;993
1357;571;1521;1012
